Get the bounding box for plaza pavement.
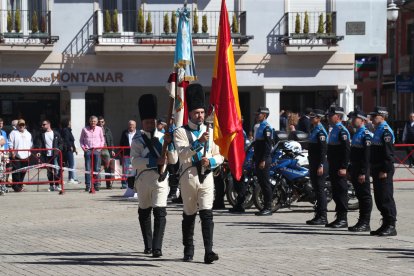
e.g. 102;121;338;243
1;165;414;275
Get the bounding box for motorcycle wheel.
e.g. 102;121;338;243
325;180;333;203
225;177;255;209
253;181;284;212
12;184;23;192
347;182;359;210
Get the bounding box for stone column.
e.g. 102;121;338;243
68;86;87;148
263;86;282;130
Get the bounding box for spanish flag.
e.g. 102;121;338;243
210;0;245;181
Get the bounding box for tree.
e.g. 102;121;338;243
163;13;170;34
146;12;152;34
15;9;21;33
231;14;239;33
7;11;12;33
112;9;119;32
31;11;39;33
317;14;324;34
192;8;199;33
171;11;177;33
295;13;300;34
326;13;333;34
202;14;208;33
137;8;145;33
303;12;309;34
104;10;111;33
41;15;47;33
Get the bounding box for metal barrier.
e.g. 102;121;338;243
394;143;414;182
90;146;132;194
0;148;64;194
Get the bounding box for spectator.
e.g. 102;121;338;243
61;119;79;185
402;112;414;167
288;113;299;133
0;118;8;150
279;110;290;131
297;108;312;134
98;116;115;189
34;120;63;192
80;115;105;192
119;120;137;191
8;119;33;192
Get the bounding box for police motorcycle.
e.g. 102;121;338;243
253;137;332;212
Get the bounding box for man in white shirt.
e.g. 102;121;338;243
119;120;137;192
8;119;33;192
34;120;63;192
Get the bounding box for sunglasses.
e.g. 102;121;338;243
18;124;25;127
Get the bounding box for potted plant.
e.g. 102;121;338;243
291;13;301;39
145;12;153;36
135;7;149;38
326;13;334;37
5;9;23;38
40;15;47;33
31;11;39;33
6;11;12;33
161;12;175;38
108;9;121;38
303;11;309;38
231;13;241;38
30;11;49;38
315;13;325;43
192;8;200;38
104;10;111;33
171;11;177;34
201;14;209;38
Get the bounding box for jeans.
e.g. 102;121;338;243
84;150;101;188
65;151;75;180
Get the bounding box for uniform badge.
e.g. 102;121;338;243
384;136;391;143
342;134;348;141
319;136;326;141
365;140;371;146
266;131;271;137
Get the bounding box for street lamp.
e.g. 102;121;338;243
387;0;399;120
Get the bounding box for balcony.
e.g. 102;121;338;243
0;10;58;54
89;10;252;56
275;11;343;55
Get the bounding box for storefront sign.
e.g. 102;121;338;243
346;22;365;35
396;74;414;93
0;71;124;85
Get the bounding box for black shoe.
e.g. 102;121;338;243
306;216;328;225
183;255;193;262
229;205;245;213
94;186;100;191
106;185;112;189
348;221;371;232
85;187;90;192
204;252;219;264
370;224;387;236
255;208;272;216
213;203;226;210
325;219;348;228
144;248;152;254
152;249;162;258
378;225;397;237
172;197;183;204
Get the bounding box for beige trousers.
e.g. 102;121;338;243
135;170;169;209
180;167;214;215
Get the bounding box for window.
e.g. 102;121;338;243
7;0;21;11
103;0;117;11
407;23;414;56
123;0;137;32
28;0;47;32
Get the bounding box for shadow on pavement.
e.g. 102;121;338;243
349;247;414;259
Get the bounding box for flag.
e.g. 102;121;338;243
167;72;189;127
210;0;245;181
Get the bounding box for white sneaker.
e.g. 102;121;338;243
67;179;79;185
55;185;62;191
123;187;136;198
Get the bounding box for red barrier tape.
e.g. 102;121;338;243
394;144;414;182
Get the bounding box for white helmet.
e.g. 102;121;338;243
284;141;302;154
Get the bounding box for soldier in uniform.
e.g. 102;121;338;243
131;94;177;258
253;107;274;216
325;106;351;228
306;109;328;225
369;106;397;236
348;110;373;232
174;83;224;264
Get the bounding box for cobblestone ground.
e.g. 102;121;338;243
1;167;414;275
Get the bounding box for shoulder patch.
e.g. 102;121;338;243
319;135;326;142
384;136;392;143
342;134;348;141
365;140;371;146
338;125;343;129
365;130;370;134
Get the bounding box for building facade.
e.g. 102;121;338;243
0;0;387;146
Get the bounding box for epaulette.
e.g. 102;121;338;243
338;125;343;129
365;130;370;134
384;125;389;130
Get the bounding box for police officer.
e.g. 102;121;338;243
348;110;373;232
253;107;274;216
131;94;178;258
326;106;351;228
306;109;328;225
174;83;224;264
369;106;397;236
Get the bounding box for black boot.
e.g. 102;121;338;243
152;207;167;257
200;209;219;264
306;212;328;225
325;213;348;228
182;213;196;262
229;195;246;213
348;218;371;232
370;220;387;236
138;207;153;254
377;220;397;237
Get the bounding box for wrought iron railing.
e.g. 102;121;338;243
92;10;252;45
0;9;58;44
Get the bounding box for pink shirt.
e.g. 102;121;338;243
80;126;105;151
